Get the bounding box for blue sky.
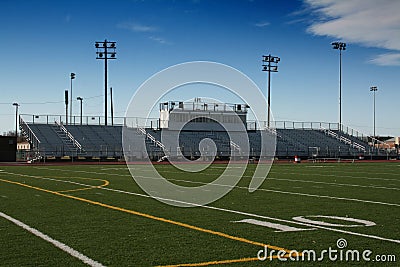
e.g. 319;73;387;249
1;0;399;136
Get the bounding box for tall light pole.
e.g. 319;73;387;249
110;87;114;126
262;54;280;128
95;39;116;126
331;41;346;131
370;86;378;138
70;72;75;124
65;90;69;125
12;103;19;137
77;97;83;125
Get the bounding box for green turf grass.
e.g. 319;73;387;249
0;162;399;266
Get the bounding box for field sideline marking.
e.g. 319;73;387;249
4;170;400;244
156;168;400;187
71;166;400;189
30;168;400;205
142;168;400;190
0;178;295;254
0;211;105;267
265;177;400;191
56;177;110;193
108;173;400;207
270;169;400;180
34;165;400;184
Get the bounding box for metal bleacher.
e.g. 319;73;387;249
20;114;393;160
65;125;122;157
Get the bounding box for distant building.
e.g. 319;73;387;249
17;141;31;150
382;137;399;149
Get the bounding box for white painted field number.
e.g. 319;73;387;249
235;219;315;232
292;215;376;227
234;215;375;232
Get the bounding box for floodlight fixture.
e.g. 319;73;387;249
331;41;347;131
262;54;280;128
69;72;76;124
370;86;378;138
95;39;117;125
77;96;83;125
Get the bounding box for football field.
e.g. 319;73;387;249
0;162;399;266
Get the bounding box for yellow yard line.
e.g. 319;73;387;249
56;177;109;193
1;172;109;193
156;257;260;266
0;178;298;260
157;254;294;267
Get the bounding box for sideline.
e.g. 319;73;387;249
0;211;105;267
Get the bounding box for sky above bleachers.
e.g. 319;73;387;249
0;0;399;136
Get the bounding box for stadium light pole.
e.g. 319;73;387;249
110;87;114;126
77;97;83;125
70;72;75;124
95;39;116;126
12;103;19;137
370;86;378;138
331;41;346;131
262;54;280;128
65;89;69;125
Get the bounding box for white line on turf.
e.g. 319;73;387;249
41;166;400;190
306;166;334;168
266;177;400;191
0;211;105;267
102;184;400;244
28;168;400;204
269;170;400;182
4;169;400;244
59;165;400;181
94;166;400;185
272;168;400;177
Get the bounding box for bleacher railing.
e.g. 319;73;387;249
55;121;82;150
320;127;366;152
136;126;168;154
338;124;391;152
19;116;41;150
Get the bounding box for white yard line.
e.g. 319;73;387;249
30;168;400;205
265;177;400;191
269;171;400;182
116;166;400;184
60;167;400;190
271;168;400;177
0;211;105;267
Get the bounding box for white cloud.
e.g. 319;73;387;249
304;0;400;65
254;21;270;27
117;22;157;32
149;36;170;45
369;53;400;66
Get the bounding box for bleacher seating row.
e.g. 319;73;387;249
21;123;385;160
